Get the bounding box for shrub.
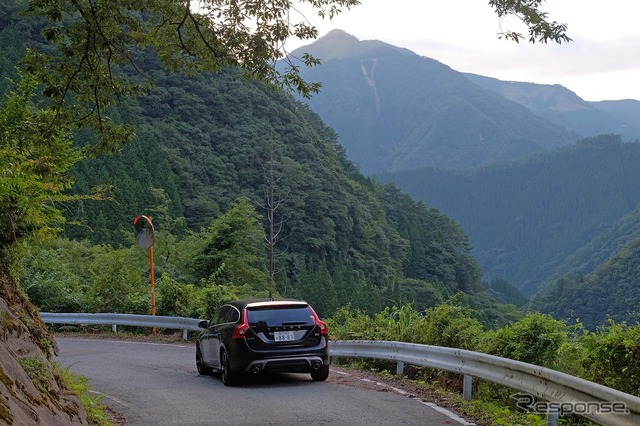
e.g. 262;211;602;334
481;312;567;368
581;320;640;396
416;304;484;349
156;274;199;318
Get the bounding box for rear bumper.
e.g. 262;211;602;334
243;355;327;374
228;336;329;373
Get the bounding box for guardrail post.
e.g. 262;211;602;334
182;329;188;341
463;374;473;401
546;404;559;426
112;324;117;333
396;361;404;377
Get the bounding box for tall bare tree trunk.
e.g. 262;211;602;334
263;141;288;299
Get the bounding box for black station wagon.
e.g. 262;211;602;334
196;298;330;386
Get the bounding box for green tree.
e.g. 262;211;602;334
86;245;150;313
0;71;80;248
417;302;485;349
16;242;88;312
294;259;339;317
155;274;200;318
192;197;268;290
489;0;571;43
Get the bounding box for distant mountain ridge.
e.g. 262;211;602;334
291;29;578;175
292;30;640;176
464;73;640;142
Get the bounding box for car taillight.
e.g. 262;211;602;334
310;307;329;335
232;309;250;339
316;319;328;335
232;323;250;339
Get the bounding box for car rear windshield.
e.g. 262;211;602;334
247;305;315;327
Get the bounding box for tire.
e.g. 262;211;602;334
196;346;213;375
220;350;238;386
310;363;330;382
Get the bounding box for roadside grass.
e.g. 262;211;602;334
53;362;111;426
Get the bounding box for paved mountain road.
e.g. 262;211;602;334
56;337;474;425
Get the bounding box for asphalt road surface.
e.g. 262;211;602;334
56;337;475;425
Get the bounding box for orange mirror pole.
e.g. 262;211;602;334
133;214;156;335
150;244;156;335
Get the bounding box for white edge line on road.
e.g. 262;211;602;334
421;402;477;426
331;369;476;426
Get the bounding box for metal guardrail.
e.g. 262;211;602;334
40;312;201;340
330;340;640;426
41;313;640;426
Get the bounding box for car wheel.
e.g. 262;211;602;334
196;346;212;375
310;364;330;381
220;350;237;386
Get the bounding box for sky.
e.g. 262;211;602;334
288;0;640;102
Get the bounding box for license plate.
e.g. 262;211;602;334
274;331;295;342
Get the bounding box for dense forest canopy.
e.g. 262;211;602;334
531;235;640;329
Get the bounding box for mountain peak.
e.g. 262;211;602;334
291;29;410;61
323;29;360;43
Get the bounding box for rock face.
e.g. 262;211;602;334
0;256;89;426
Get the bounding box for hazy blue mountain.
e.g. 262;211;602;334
291;30;578;175
379;134;640;296
593;99;640;136
464;73;640;142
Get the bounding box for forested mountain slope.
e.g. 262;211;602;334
529;202;640;329
291;30;577;175
379;135;640;295
59;65;482;314
530;233;640;329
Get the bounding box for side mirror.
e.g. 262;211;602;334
198;320;209;329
